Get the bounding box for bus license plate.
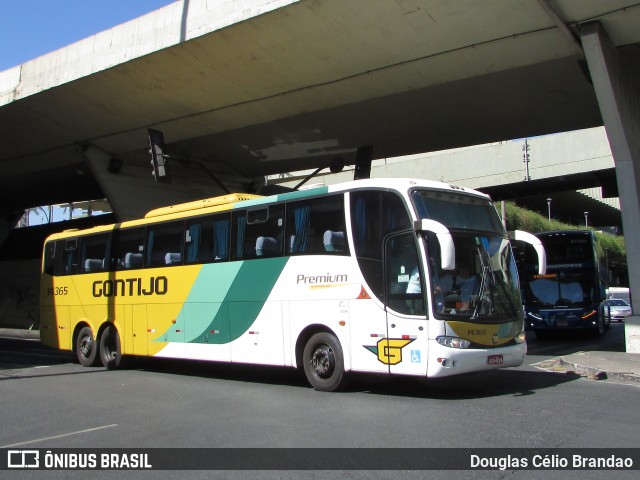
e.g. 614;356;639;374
488;354;503;365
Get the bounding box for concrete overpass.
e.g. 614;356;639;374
1;0;640;330
1;0;638;219
270;126;623;229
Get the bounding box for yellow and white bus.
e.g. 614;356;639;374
40;178;544;391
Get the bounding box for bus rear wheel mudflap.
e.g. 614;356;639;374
302;332;349;392
99;324;123;369
76;326;101;367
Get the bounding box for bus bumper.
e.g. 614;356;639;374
426;340;527;378
526;309;598;331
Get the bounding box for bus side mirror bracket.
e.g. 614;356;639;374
509;230;547;275
414;219;455;270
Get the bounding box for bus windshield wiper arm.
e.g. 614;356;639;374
471;243;495;319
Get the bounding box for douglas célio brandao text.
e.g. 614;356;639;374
470;453;634;470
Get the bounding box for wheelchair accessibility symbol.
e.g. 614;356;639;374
410;350;421;363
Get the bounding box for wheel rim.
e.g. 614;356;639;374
79;335;94;359
310;343;335;378
104;331;116;360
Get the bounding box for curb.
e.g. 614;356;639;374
533;356;640;386
555;357;640;385
0;328;41;341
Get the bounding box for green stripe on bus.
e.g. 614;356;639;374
162;258;289;345
234;186;329;209
224;257;289;342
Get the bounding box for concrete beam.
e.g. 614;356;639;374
82;145;245;221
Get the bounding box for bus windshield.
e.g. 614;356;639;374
411;189;504;233
523;231;600;309
526;272;595;307
412;190;521;320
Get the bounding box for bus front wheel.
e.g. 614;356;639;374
76;326;100;367
302;332;348;392
100;324;123;369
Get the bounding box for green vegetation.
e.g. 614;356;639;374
501;201;626;259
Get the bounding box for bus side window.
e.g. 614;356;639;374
351;190;412;300
44;241;61;276
185;213;230;264
233;206;283;260
385;233;425;316
286;194;346;255
63;238;78;275
79;233;110;273
110;228;145;270
146;221;184;267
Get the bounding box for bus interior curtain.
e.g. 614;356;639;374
187;224;201;262
236;216;246;258
214;219;229;260
65;249;74;274
80;241;87;269
292;206;310;253
385;201;396;231
146;230;155;265
355;197;366;249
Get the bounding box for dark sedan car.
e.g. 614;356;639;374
602;299;632;322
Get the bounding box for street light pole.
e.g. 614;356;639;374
547;198;552;221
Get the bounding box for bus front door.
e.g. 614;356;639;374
384;233;429;376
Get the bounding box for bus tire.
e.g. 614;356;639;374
76;326;100;367
302;332;349;392
100;324;123;369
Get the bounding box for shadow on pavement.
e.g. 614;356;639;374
525;322;626;357
130;354;579;400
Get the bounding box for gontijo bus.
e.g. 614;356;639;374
40;178;545;391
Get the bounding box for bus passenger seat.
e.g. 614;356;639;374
124;252;144;269
256;236;279;256
323;230;345;252
84;258;103;272
165;252;182;265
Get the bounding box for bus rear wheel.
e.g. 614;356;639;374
302;332;348;392
100;324;123;369
76;326;100;367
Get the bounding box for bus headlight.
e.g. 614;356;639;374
514;331;526;344
436;336;471;349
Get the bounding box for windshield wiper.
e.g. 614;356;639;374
471;239;495;320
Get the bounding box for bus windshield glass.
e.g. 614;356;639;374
411;189;504;233
526;272;595;307
523;231;598;309
412;189;521;320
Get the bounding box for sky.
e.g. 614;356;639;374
0;0;176;72
1;0;176;224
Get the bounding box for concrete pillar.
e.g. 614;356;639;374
83;145;242;222
581;22;640;352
